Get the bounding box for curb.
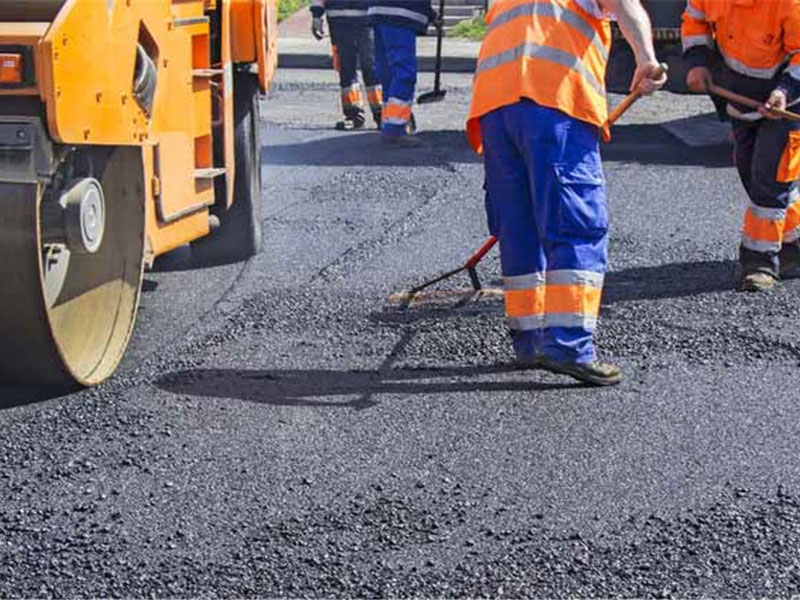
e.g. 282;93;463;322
278;53;477;73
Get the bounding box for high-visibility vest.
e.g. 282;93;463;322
682;0;800;82
466;0;612;152
311;0;369;26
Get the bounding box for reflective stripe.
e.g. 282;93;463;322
367;6;429;24
476;42;605;96
546;313;598;331
384;98;412;124
546;269;604;288
785;224;800;243
741;236;781;253
684;3;705;21
504;272;546;290
508;314;598;331
487;2;608;61
724;53;786;80
508;314;545;331
682;34;713;52
327;8;368;17
748;203;786;222
366;86;383;106
386;96;412;107
787;64;800;81
341;84;363;106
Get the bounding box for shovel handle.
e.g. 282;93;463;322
607;63;669;126
709;83;800;124
464;235;498;269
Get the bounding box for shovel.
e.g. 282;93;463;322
418;0;447;104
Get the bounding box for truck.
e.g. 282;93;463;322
0;0;277;386
606;0;689;93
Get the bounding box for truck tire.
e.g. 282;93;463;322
191;72;263;265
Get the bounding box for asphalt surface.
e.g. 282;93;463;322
2;69;800;597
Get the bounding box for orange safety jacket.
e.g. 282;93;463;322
466;0;612;152
682;0;800;83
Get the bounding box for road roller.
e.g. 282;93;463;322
0;0;277;387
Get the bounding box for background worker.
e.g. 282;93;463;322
367;0;436;146
683;0;800;292
311;0;383;130
466;0;666;386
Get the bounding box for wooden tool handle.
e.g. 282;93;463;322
709;83;800;124
607;63;669;126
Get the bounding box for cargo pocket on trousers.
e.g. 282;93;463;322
777;130;800;183
552;161;608;237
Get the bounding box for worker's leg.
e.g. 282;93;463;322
480;105;545;362
330;23;365;128
732;120;756;193
375;24;416;137
515;101;607;364
739;118;800;281
356;25;382;126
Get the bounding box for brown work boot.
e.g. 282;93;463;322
538;358;622;387
739;271;776;292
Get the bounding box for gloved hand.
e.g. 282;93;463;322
760;88;788;119
311;16;325;40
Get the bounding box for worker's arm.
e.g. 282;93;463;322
680;0;713;92
765;0;800;116
600;0;666;94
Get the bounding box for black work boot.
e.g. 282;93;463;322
537;358;622;387
335;116;365;131
780;243;800;280
739;270;777;292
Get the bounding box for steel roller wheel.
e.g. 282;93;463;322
0;147;146;387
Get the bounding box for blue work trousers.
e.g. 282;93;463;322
374;23;416;136
481;100;608;364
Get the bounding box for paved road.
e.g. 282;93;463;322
2;69;800;597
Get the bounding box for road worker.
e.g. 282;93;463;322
311;0;383;129
682;0;800;292
367;0;436;146
466;0;666;386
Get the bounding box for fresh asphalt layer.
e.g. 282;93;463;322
1;70;799;597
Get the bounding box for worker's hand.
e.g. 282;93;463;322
686;66;712;93
311;16;325;41
760;89;788;119
631;61;667;95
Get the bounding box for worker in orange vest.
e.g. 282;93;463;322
467;0;666;386
683;0;800;292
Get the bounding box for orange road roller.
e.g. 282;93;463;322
0;0;277;387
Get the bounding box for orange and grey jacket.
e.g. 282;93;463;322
682;0;800;102
311;0;369;26
466;0;612;152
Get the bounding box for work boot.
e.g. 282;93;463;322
780;244;800;280
406;113;417;135
381;134;423;148
537;358;623;387
335;116;365;131
739;270;777;292
372;109;382;129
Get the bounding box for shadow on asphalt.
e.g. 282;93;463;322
262;129;479;167
604;259;738;302
0;386;78;410
603;123;732;167
156;363;584;409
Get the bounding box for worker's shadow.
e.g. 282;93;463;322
156;363;583;409
604;259;739;302
261;129;479;168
